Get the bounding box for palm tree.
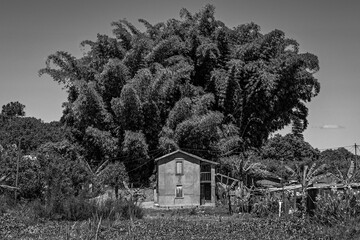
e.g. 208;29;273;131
285;163;332;217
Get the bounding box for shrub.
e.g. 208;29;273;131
251;196;278;217
94;198;127;221
88;197;144;221
30;199;51;219
62;196;95;220
119;199;144;220
0;193;17;215
314;190;360;226
189;207;197;215
31;196;95;221
0;195;9;215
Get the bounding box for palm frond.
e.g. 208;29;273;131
246;163;273;178
302;165;308;186
251;168;273;178
0;173;10;183
242;160;254;172
179;8;193;21
347;160;355;180
307;172;334;186
285;165;296;176
119;19;141;35
308;164;327;179
95;160;109;176
332;175;343;184
307;163;317;178
335;167;344;181
138;19;153;31
0;185;19;191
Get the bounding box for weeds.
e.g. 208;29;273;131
313;190;360;226
0;193;17;215
2;188;360;239
30;195;144;221
189;207;197;215
251;196;278;217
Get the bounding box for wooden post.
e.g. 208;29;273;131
14;138;20;202
227;173;232;215
211;165;215;205
281;159;285;215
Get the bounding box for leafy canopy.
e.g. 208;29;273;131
1;101;25;118
39;5;320;184
260;134;320;180
0;102;67;154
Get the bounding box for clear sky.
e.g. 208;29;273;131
0;0;359;150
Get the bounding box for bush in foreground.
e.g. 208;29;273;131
313;190;360;226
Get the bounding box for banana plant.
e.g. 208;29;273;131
220;154;274;188
285;163;332;217
333;160;360;189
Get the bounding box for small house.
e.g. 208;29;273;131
154;150;218;207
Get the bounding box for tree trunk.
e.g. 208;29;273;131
301;188;307;219
115;185;119;199
227;188;232;215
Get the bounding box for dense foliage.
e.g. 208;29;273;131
98;161;128;198
0;146;42;199
39;5;320;184
0;116;66;154
260;134;320;179
319;147;356;176
314;190;360;226
1;101;25;118
0;140;91;200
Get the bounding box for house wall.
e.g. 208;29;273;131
157;155;200;206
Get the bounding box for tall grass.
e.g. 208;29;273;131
30;195;144;221
0;193;17;215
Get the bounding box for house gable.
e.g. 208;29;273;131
155;149;218;166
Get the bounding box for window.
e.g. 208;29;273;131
176;160;183;175
176;185;183;198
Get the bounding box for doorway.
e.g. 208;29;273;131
200;182;211;205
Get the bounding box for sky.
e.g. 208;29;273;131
0;0;359;151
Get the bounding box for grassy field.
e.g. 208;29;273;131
1;204;360;240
